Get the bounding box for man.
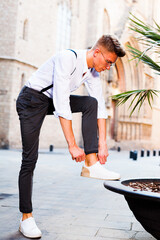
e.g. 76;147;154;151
16;35;126;238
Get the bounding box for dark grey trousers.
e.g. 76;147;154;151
16;86;98;213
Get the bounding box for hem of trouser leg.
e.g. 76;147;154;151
20;209;33;214
85;149;98;155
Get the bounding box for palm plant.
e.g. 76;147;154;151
111;13;160;116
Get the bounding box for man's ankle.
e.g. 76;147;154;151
85;161;98;167
22;212;33;221
85;153;98;167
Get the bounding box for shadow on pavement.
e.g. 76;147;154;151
2;231;41;240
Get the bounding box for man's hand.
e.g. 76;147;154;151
97;119;108;164
59;117;85;162
97;143;109;164
69;144;85;162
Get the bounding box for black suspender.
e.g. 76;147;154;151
40;84;54;93
40;49;77;93
68;49;77;58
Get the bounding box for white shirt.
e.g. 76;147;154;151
25;49;108;120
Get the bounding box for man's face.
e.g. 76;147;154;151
93;48;118;72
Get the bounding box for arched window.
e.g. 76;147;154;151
23;19;29;40
56;2;71;51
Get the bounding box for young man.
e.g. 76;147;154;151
16;35;126;238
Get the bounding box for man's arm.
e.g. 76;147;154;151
97;118;109;164
59;117;85;162
53;51;85;162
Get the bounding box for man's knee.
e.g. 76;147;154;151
85;96;98;111
21;158;37;172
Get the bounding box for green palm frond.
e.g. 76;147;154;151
112;14;160;116
128;45;160;73
111;89;160;117
129;13;160;44
128;13;160;74
153;20;160;32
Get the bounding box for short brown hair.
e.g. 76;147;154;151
93;34;126;57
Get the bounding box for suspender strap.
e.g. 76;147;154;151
40;84;53;93
40;49;77;93
68;49;77;58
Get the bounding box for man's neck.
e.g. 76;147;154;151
86;50;94;69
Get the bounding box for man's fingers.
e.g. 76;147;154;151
77;152;85;162
82;153;85;161
75;155;83;162
100;159;105;164
80;153;85;162
76;154;85;162
72;149;85;162
98;154;107;164
77;156;82;162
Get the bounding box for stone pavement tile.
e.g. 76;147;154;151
131;222;145;231
39;223;99;237
134;231;156;240
1;232;58;240
105;208;134;217
56;234;94;240
0;205;14;216
0;231;27;240
33;206;66;217
101;221;132;231
0;196;18;209
72;217;131;231
96;227;137;239
60;225;98;236
79;212;107;220
39;216;77;229
0;214;23;240
40;233;58;240
105;214;135;223
40;207;108;221
71;212;107;221
94;238;131;240
73;207;108;219
71;218;106;228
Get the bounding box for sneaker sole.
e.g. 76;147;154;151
19;226;42;239
81;174;121;181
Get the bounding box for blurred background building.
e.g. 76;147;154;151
0;0;160;150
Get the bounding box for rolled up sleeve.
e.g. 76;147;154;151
84;69;108;119
53;51;75;120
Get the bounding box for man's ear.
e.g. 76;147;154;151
93;48;100;57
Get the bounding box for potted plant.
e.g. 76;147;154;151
104;179;160;239
104;15;160;240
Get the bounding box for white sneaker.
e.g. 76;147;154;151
81;161;121;180
19;217;42;239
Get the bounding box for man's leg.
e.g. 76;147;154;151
16;87;49;238
70;95;98;166
19;117;44;215
70;95;120;180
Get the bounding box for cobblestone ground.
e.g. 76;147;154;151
0;149;159;240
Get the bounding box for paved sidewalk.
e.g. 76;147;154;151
0;149;159;240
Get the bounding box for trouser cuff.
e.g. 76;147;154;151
85;149;98;155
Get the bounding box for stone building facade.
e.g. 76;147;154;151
0;0;160;150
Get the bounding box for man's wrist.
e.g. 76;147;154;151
68;139;76;148
98;140;107;147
